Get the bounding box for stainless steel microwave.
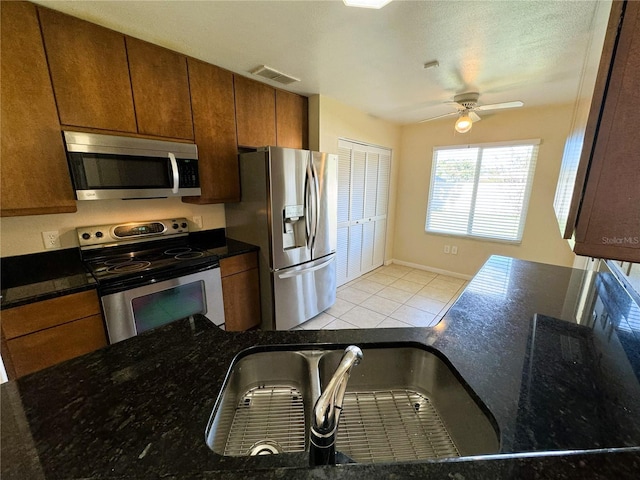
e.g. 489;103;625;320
64;131;201;200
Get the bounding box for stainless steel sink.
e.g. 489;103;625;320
318;347;500;463
206;350;321;456
206;345;499;463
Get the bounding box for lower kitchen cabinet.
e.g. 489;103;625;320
220;252;261;331
1;290;107;379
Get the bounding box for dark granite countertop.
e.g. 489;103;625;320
0;231;257;310
2;256;639;479
0;248;97;309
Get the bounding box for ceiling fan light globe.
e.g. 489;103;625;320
455;115;473;133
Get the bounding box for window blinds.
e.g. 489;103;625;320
425;140;540;243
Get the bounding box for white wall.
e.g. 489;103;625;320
310;94;402;263
0;199;225;257
393;103;577;277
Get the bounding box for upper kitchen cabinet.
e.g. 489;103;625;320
0;1;76;216
234;75;277;148
183;59;240;204
559;1;640;262
126;37;194;140
276;89;309;149
38;7;137;133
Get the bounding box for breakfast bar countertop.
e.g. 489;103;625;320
2;256;640;479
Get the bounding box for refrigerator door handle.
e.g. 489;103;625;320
311;159;320;251
277;255;335;279
305;162;314;249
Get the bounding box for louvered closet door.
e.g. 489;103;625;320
336;139;391;286
337;145;352;286
373;153;390;267
361;153;379;272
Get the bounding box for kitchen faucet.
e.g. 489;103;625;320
310;345;363;466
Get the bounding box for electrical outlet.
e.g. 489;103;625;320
451;246;458;255
444;245;450;254
192;216;203;229
42;230;61;249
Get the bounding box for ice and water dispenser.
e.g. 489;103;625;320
283;205;306;250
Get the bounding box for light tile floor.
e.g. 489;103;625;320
294;265;468;330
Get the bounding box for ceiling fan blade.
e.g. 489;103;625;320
476;101;524;111
417;111;458;123
469;111;482;123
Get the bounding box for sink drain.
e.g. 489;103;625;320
248;440;283;456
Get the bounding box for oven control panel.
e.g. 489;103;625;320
77;218;190;248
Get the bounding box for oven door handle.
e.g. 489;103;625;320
169;152;180;194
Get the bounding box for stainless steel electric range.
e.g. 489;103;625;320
78;218;225;343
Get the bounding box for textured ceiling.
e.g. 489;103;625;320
35;0;612;125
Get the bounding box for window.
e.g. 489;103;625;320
425;139;540;243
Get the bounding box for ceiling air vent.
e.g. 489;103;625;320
250;65;300;85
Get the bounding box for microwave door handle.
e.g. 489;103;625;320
169;153;179;194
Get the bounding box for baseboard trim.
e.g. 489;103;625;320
390;259;473;281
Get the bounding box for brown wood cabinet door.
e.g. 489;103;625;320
0;2;76;217
574;1;640;262
38;7;137;133
2;290;101;339
221;269;261;331
183;59;239;204
6;314;107;378
276;90;309;149
234;75;276;148
126;37;194;140
220;251;259;277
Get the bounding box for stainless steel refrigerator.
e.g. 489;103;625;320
225;146;338;330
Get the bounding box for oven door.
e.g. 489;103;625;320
101;267;225;344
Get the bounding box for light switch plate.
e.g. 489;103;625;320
192;216;203;229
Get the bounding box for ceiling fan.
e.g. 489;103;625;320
419;92;524;133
